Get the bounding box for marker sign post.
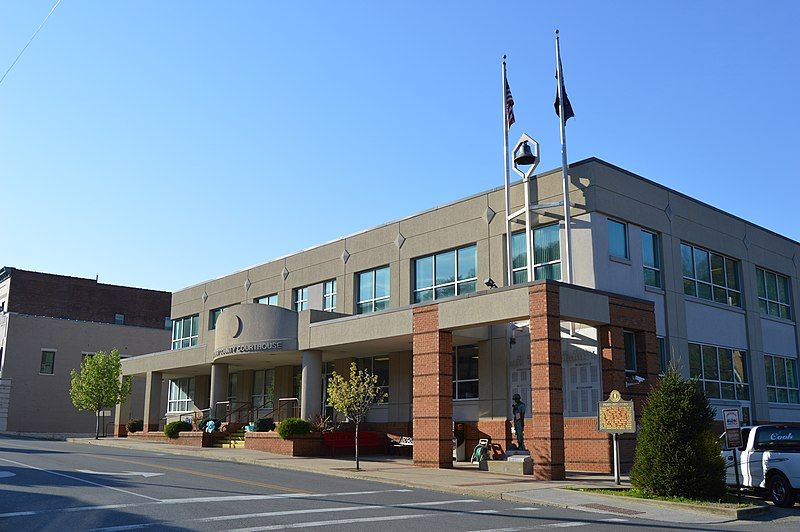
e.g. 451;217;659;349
722;408;742;503
597;390;636;485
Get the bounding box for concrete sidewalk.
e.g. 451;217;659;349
67;436;772;525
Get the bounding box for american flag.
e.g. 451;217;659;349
505;79;515;129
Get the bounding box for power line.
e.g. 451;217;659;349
0;0;64;87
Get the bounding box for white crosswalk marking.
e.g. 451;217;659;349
542;523;587;528
230;513;431;531
473;509;500;513
601;517;628;522
512;507;540;511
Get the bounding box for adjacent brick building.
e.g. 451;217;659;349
0;267;171;434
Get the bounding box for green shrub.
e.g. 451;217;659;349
277;417;311;439
164;420;192;439
255;418;275;432
126;419;143;433
630;368;726;501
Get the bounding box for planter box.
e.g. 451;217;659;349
128;431;214;447
245;432;325;456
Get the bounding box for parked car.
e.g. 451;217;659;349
722;425;800;507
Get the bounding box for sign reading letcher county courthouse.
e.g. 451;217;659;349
214;340;293;357
597;389;636;434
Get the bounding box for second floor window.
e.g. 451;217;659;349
323;279;337;312
641;230;661;288
413;244;477;303
255;294;278;306
756;268;792;320
681;243;741;307
39;350;55;375
608;219;629;259
294;287;308;312
510;225;561;284
209;306;233;330
357;266;390;314
172;314;199;350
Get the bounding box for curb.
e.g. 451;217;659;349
502;487;769;521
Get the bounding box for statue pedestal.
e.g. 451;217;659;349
504;449;531;458
479;454;533;475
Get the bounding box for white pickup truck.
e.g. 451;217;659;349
723;425;800;507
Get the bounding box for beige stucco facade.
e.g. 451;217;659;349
121;157;800;439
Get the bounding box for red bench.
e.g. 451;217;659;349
322;431;387;457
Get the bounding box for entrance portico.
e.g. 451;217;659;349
119;280;657;480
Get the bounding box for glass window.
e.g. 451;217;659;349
688;342;750;401
323;279;337;312
357;356;390;403
765;355;800;404
356;266;390;314
167;377;195;413
641;230;661;288
608;219;628;259
252;369;275;409
681;243;741;307
510;225;562;284
171;315;199;350
453;345;479;400
39;350;55;374
293;286;309;312
413;245;477;302
255;294;278;306
657;336;668;374
623;331;637;373
209;305;234;330
756;268;792;320
114;313;125;325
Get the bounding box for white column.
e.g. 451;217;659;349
209;363;229;419
143;371;162;432
301;351;322;420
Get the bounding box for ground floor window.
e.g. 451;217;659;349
167;377;195;413
689;343;749;401
228;373;238;404
322;361;336;416
563;343;600;417
453;345;479;400
623;331;637;374
357;356;389;403
657;336;668;374
765;354;799;404
252;369;275;409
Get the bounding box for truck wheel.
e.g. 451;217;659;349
767;473;796;508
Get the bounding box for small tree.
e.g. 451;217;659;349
630;367;726;501
326;362;386;470
69;349;132;439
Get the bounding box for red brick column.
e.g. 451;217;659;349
412;304;453;468
598;325;626;395
529;282;565;480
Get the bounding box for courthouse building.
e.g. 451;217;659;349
118;158;799;478
0;268;171;434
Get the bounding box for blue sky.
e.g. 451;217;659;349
1;1;797;292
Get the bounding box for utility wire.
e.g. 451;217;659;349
0;0;63;87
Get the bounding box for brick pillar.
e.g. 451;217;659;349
529;282;565;480
412;304;453;468
598;325;626;396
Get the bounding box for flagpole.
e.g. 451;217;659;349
555;30;574;285
502;55;513;287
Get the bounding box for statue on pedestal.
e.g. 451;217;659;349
512;393;526;451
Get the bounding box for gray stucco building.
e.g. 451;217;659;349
119;157;799;475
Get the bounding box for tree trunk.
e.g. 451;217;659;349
355;421;360;470
95;410;100;440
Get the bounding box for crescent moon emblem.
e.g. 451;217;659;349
233;316;243;338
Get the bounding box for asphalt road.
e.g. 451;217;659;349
0;436;793;531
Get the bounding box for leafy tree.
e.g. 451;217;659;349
630;367;726;501
326;362;387;470
69;349;132;439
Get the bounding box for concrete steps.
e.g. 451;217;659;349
213;430;246;449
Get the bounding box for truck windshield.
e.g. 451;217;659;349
755;427;800;451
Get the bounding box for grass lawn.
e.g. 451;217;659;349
568;487;751;508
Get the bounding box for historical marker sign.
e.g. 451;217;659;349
597;389;636;434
